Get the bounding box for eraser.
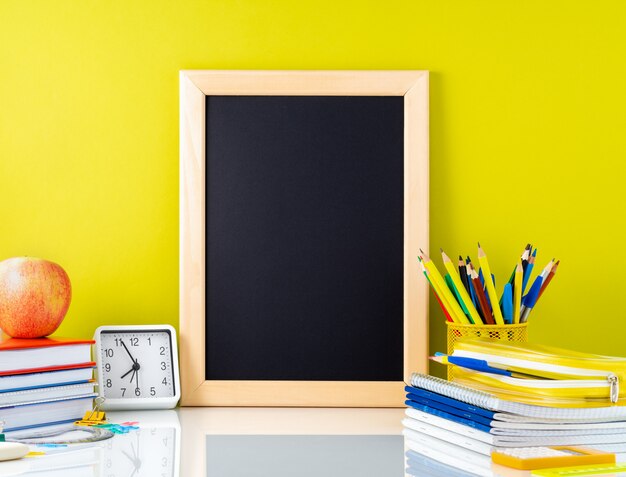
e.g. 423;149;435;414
0;442;29;461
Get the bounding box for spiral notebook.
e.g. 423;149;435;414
404;411;626;452
410;374;626;421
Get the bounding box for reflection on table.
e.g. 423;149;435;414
206;434;403;476
0;410;180;477
403;426;530;477
180;407;406;477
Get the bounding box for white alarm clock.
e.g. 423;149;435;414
94;325;181;410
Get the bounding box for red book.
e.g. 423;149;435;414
0;336;94;375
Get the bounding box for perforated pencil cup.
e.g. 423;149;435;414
446;322;528;380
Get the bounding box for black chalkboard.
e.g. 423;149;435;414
205;96;404;381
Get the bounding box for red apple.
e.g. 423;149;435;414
0;257;72;338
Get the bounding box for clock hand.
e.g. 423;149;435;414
121;340;137;364
135;361;139;389
121;367;134;379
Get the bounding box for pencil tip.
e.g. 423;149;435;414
459;255;463;261
477;242;481;248
532;248;537;256
419;248;424;254
440;247;444;253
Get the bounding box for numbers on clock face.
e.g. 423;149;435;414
99;330;175;399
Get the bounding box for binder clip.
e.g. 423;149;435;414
75;397;107;426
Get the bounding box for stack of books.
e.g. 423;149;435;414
403;339;626;474
0;336;96;434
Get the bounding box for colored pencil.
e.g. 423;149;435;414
521;246;531;277
419;244;557;326
506;244;530;286
420;250;470;324
458;255;470;295
537;259;559;302
466;256;485;320
465;257;481;316
520;275;543;322
502;283;513;324
442;250;481;325
513;262;523;324
539;258;554;279
420;259;453;323
470;266;495;324
522;248;537;294
445;273;473;322
477;243;504;325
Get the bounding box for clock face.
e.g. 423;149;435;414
98;330;176;400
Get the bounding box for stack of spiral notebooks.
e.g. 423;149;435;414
403;339;626;474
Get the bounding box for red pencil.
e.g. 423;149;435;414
431;281;454;322
470;266;495;325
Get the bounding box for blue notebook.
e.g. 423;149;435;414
406;393;495;428
405;385;495;419
405;400;492;433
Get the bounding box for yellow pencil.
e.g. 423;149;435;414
420;250;470;324
424;266;458;323
513;261;522;324
477;243;504;325
441;249;481;325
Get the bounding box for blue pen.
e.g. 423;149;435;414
502;283;513;324
433;352;512;377
520;275;543;322
433;353;543;379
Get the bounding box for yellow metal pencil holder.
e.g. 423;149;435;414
446;321;528;380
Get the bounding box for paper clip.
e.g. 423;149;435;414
75;397;107;426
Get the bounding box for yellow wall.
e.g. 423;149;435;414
1;1;625;362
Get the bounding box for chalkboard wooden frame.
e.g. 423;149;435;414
180;70;429;407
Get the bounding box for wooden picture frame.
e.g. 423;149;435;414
180;70;429;407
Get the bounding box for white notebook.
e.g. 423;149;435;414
0;395;95;432
0;366;94;393
0;382;95;406
410;373;626;421
405;409;626;447
404;428;493;476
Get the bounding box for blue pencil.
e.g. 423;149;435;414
502;283;513;324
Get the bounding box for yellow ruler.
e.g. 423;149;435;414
533;462;626;476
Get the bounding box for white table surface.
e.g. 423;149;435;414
0;407;537;477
